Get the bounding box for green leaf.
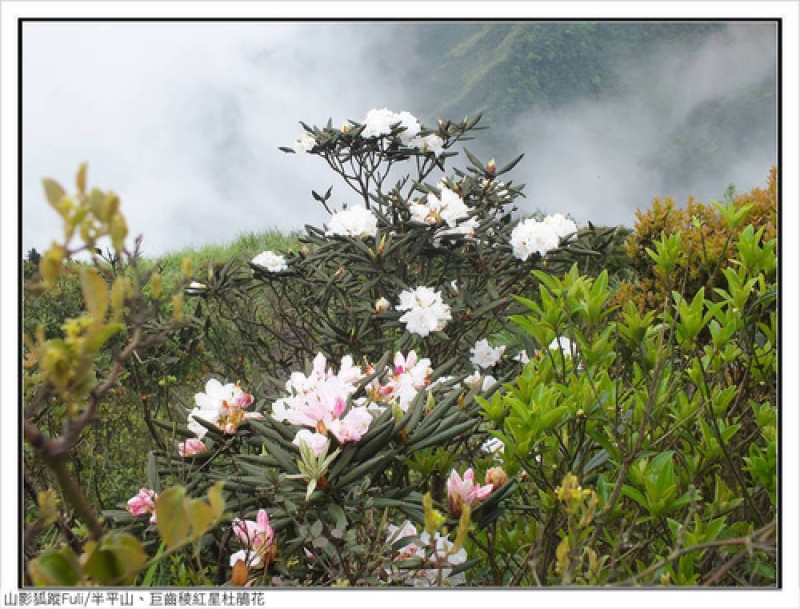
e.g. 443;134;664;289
208;481;225;519
76;163;88;194
80;267;108;321
186;498;215;541
83;322;124;354
42;178;67;212
83;546;119;585
29;547;81;586
155;487;189;549
621;485;649;510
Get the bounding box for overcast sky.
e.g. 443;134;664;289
21;20;778;258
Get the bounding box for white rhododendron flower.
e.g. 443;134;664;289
463;370;497;392
543;213;577;238
549;336;575;357
463;370;483;390
292;133;316;154
362;107;398;138
470;338;506;369
482;436;505;455
385;520;468;586
514;350;530;364
252;250;288;273
510;218;561;261
417;531;469;586
394;110;421;144
366;351;433;412
361;108;420;142
510;213;577;261
187;379;259;439
326;205;378;238
409;183;470;229
396;286;451;337
408;134;445;155
386;520;425;561
229;549;261;569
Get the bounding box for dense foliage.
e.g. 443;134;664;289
21;111;777;588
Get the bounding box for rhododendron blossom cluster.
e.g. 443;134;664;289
470;338;506;369
396;286;452;337
409;183;470;228
272;351;435;451
510;213;577;261
187;379;262;440
272;353;370;447
325;205;379;238
365;351;433;413
251;250;288;273
126;488;158;524
361;108;420;143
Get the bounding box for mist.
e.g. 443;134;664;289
22;21;419;258
22;21;778;259
495;22;777;227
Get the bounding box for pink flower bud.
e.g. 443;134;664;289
178;438;207;457
485;467;508;491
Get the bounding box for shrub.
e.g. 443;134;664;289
614;166;776;315
119;110;624;586
24;115;776;589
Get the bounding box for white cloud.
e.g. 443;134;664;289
22;21;414;257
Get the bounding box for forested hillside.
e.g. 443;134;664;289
401;21;776;201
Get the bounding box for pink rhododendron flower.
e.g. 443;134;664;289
178;438;207;457
271;353;374;444
367;351;432;411
127;488;158;524
328;406;373;443
232;509;274;553
293;429;330;457
229;509;276;571
446;468;493;517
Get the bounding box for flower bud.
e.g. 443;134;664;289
485;467;507;491
375;297;390;314
487;158;497;175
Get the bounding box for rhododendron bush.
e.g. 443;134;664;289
22;111;776;589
